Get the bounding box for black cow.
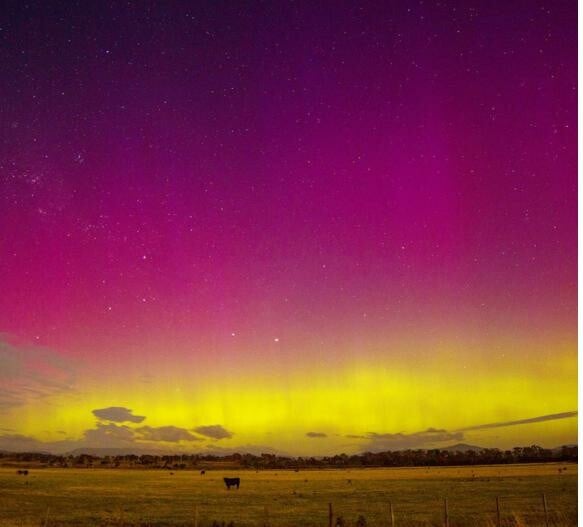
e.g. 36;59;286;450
223;477;240;490
16;470;29;476
200;470;206;475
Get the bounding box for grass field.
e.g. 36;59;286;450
0;463;577;526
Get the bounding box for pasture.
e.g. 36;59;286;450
0;463;577;526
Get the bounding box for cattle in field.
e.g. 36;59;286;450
16;470;29;476
223;477;240;489
200;470;206;475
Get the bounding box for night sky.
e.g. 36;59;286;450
0;1;577;455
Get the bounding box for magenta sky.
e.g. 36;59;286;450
0;1;577;455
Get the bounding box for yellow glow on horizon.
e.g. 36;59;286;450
6;337;576;454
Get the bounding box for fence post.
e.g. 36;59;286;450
389;501;395;527
264;505;270;527
194;505;198;527
496;496;501;527
542;493;549;527
43;507;50;527
443;498;449;527
328;502;334;527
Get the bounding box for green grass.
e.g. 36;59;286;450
0;463;577;526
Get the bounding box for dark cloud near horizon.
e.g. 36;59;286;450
0;433;47;451
457;411;577;431
0;423;136;453
363;428;464;451
351;412;578;451
92;407;146;423
136;425;203;442
193;425;233;440
84;422;135;444
1;409;576;455
0;423;203;453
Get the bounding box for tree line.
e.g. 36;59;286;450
0;444;576;469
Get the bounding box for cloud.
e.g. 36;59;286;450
457;411;578;432
0;336;78;411
0;433;47;452
193;425;233;440
353;412;578;452
83;423;136;445
306;432;327;438
0;404;216;452
360;428;464;451
136;426;203;443
0;423;203;453
92;407;146;423
0;423;137;453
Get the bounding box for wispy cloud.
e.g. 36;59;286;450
0;336;78;411
457;411;577;431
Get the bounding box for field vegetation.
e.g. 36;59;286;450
0;463;577;526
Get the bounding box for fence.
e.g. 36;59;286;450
179;493;567;527
321;494;554;527
33;488;575;526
